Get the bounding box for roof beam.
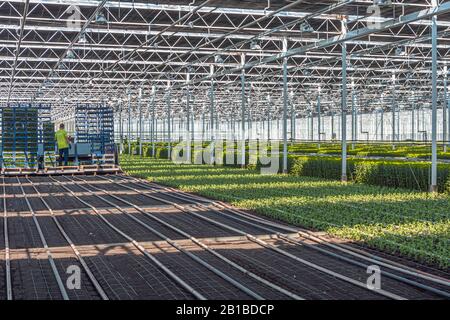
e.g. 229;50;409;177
174;1;450;90
6;0;30;104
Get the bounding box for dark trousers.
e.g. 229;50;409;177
58;148;69;166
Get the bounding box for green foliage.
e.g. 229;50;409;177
288;156;355;181
156;147;169;159
142;144;152;157
355;161;450;192
122;140;450;193
127;141;450;160
287;155;450;193
286;142;450;160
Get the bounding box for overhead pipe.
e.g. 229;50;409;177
264;0;271;14
135;0;323;91
39;0;442;104
85;0;214;91
31;0;109;102
115;0;354;101
170;1;447;91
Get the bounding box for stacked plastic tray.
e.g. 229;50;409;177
0;103;54;169
75;104;114;159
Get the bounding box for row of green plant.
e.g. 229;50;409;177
288;142;450;159
122;140;450;160
287;156;450;193
120;156;450;268
121;142;450;193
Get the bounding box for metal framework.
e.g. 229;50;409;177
0;103;53;169
1;0;450;189
75;103;114;156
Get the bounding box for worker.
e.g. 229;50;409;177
55;123;70;166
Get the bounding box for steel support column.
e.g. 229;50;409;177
138;88;143;156
210;65;215;163
331;111;335;140
392;73;397;149
317;90;321;147
448;70;450;149
267;94;271;142
240;53;246;167
202;111;205;142
119;100;123;153
341;17;348;182
290;91;294;144
151;86;156;157
444;65;448;152
186;72;191;162
411;101;415;141
431;5;438;192
248;96;252;142
166;82;172;159
282;38;289;173
127;88;131;155
351;81;356;149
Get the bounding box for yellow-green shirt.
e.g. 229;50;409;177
55;129;69;149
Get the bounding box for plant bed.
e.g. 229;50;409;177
120;156;450;269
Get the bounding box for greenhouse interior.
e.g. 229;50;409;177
0;0;449;304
